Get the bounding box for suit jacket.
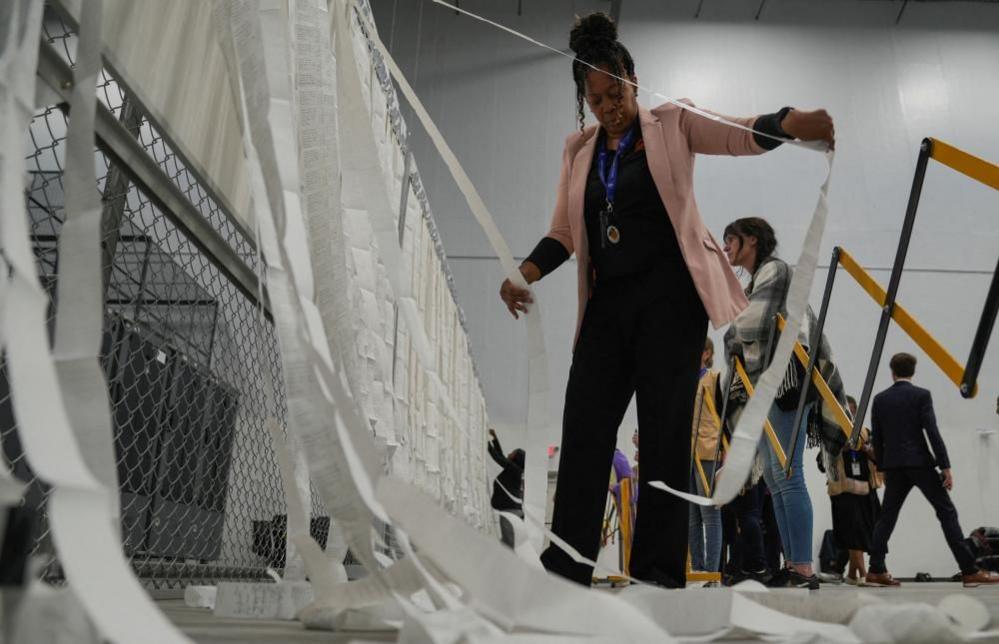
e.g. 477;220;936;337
543;101;764;347
871;380;951;470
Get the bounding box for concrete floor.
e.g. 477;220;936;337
159;582;999;643
160;600;396;643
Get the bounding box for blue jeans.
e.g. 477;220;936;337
761;404;814;566
689;460;722;571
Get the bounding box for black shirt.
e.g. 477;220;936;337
582;132;684;281
524;108;791;279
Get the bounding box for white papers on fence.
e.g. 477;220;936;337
213;0;388;592
355;2;554;547
336;0;492;521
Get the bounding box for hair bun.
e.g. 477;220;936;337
569;12;618;54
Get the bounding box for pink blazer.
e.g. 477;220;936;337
544;101;764;347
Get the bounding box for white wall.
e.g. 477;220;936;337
371;0;999;576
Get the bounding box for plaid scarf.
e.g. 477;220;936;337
724;257;850;455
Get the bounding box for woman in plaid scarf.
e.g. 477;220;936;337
721;217;848;590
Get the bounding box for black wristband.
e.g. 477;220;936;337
524;237;570;279
752;106;793;151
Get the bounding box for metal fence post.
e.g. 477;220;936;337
961;254;999;398
851;139;932;447
784;247;841;479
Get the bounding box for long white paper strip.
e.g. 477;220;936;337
0;2;189;641
51;0;121;521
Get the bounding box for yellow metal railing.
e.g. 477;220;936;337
775;314;854;441
732;357;788;469
834;137;998;421
619;477;633;576
835;248;970;396
929;137;999;191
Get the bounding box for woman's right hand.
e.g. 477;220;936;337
499;262;540;319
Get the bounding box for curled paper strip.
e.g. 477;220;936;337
1;1;189;641
213;0;390;585
378;475;673;641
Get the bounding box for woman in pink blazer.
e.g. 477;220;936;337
498;13;834;587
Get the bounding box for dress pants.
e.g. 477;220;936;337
869;467;977;574
540;262;708;586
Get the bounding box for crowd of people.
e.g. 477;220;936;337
490;10;997;590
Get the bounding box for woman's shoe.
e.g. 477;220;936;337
786;570;820;590
765;568;790;588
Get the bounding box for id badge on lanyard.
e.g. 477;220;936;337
850;452;862;477
597;123;638;249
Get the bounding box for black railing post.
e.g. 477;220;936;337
961;255;999;399
851;139;933;447
785;247;841;478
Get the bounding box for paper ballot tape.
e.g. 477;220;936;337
353;0;554;548
1;1;189;641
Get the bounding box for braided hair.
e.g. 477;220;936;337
569;13;636;131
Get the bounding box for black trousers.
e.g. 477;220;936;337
762;489;783;572
540;262;707;586
869;467;976;574
721;481;767;575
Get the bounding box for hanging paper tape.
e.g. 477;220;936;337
1;1;190;641
352;0;554;548
213;0;390;585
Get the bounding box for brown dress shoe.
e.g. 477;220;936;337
865;572;901;587
962;570;999;587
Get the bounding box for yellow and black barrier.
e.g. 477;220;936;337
926;138;999;401
798;137;997;449
619;477;633;577
733;357;789;469
776;314;854;441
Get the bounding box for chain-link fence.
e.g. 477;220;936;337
1;6;334;589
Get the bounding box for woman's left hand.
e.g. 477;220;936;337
781;108;835;149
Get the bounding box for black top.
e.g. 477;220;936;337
488;436;523;511
582;133;684;280
871;381;951;470
524;109;791;278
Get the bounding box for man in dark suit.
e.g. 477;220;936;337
865;353;999;587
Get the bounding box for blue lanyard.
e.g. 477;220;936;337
596;121;639;210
